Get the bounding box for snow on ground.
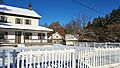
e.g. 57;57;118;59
0;44;91;52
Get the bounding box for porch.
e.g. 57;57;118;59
0;29;52;46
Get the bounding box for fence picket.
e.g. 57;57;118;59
21;50;24;68
61;51;63;68
29;50;32;68
72;49;76;68
69;49;72;68
42;51;44;68
37;50;40;68
25;52;28;68
63;49;66;68
58;50;61;68
33;54;36;68
7;52;10;68
52;49;54;68
17;53;20;68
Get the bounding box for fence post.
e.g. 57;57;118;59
2;50;5;68
93;48;96;68
105;42;107;48
12;50;17;68
72;49;76;68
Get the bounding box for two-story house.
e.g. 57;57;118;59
0;4;53;46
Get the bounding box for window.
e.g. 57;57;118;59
56;36;58;38
38;33;45;39
0;32;8;39
25;19;31;25
0;16;7;22
15;18;23;24
54;41;56;44
0;32;4;39
25;32;32;39
4;32;8;39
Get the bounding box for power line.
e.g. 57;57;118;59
72;0;106;15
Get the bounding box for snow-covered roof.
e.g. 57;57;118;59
52;32;64;39
0;5;41;18
0;23;53;32
65;34;79;41
48;32;64;40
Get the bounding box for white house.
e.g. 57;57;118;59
0;4;53;46
65;34;79;46
48;32;64;44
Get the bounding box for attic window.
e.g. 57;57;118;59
15;18;23;24
25;19;31;25
56;36;58;38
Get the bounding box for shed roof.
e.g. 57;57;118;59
65;34;79;41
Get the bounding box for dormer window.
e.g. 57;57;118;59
0;16;7;22
25;19;31;25
15;18;23;24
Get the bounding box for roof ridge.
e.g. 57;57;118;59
0;4;30;11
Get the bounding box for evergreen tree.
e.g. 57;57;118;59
85;7;120;42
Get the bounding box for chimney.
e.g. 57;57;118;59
29;3;32;10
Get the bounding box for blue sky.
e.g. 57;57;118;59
4;0;120;25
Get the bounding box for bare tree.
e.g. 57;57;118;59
64;15;91;34
80;15;91;28
64;18;81;34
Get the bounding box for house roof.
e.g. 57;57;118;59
48;32;64;39
52;32;64;39
0;23;53;32
0;5;41;18
65;34;79;41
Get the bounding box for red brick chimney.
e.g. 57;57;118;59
29;3;32;10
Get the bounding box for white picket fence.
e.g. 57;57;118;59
77;48;120;68
2;47;120;68
78;42;120;47
15;48;120;68
17;49;75;68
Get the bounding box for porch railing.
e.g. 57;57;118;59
0;39;52;44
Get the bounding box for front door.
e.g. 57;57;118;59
15;31;21;43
